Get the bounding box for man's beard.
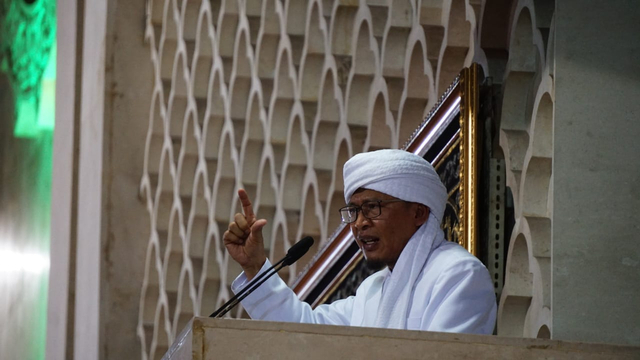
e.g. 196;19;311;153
363;257;386;271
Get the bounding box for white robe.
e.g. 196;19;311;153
231;238;497;334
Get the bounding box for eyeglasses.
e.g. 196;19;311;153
338;199;406;224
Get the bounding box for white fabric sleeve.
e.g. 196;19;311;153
231;259;354;326
421;260;497;334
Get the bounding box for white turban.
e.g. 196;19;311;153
343;149;447;221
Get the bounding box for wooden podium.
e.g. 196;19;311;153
164;317;640;359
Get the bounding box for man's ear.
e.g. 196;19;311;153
414;204;430;226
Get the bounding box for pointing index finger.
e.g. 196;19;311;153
237;189;255;224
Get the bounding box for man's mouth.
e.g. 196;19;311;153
358;236;379;247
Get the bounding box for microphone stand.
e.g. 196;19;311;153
210;259;288;318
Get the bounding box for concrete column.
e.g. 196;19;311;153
100;1;153;358
46;0;80;358
73;0;108;357
553;0;640;346
47;1;152;359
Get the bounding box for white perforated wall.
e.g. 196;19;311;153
136;0;554;358
496;1;554;339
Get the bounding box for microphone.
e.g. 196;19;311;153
283;235;314;265
209;236;314;318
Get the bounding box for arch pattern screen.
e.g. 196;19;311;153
137;0;555;358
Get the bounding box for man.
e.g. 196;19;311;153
224;149;496;333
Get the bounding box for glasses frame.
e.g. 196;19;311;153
338;199;406;224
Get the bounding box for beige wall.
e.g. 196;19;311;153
45;1;153;359
101;1;154;358
553;0;640;346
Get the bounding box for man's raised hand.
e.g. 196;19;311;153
223;189;267;280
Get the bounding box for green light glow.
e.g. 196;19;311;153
37;40;55;131
0;1;56;359
13;38;56;138
1;0;57;138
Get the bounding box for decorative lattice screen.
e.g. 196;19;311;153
496;3;555;339
136;0;554;359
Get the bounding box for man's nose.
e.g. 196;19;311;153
353;210;371;230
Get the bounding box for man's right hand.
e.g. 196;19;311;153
223;189;268;280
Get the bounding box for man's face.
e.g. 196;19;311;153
348;189;429;270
